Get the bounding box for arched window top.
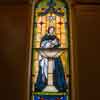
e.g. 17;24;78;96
35;0;67;7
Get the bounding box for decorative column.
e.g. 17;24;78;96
43;58;58;92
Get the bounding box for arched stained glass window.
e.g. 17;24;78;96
31;0;70;100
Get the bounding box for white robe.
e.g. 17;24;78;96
39;39;58;80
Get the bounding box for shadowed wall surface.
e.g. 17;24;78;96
75;5;100;100
0;5;31;100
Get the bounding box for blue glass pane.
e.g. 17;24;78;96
34;95;67;100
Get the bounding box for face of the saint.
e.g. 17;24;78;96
49;27;54;34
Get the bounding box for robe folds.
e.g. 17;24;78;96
35;33;67;92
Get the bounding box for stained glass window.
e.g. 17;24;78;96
31;0;70;100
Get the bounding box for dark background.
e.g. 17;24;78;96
0;0;100;100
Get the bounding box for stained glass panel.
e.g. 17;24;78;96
31;0;70;100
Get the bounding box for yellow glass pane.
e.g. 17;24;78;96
61;43;66;48
37;24;41;33
46;14;50;30
34;61;39;73
56;16;60;23
56;34;61;40
37;16;42;24
60;51;67;73
52;13;56;16
56;32;60;35
61;54;66;68
33;50;38;60
42;24;46;36
61;16;64;24
50;20;56;27
36;33;41;41
47;22;50;30
42;16;47;23
33;33;37;41
56;24;61;33
34;41;40;48
62;51;69;74
36;9;42;16
34;72;39;84
61;33;68;48
61;24;65;33
52;14;56;22
61;9;64;13
61;33;66;43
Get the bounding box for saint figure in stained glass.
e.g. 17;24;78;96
32;0;70;100
35;26;67;92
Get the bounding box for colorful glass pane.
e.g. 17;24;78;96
31;0;70;100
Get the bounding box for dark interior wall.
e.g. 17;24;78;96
0;1;100;100
74;5;100;100
0;5;31;100
76;0;100;4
